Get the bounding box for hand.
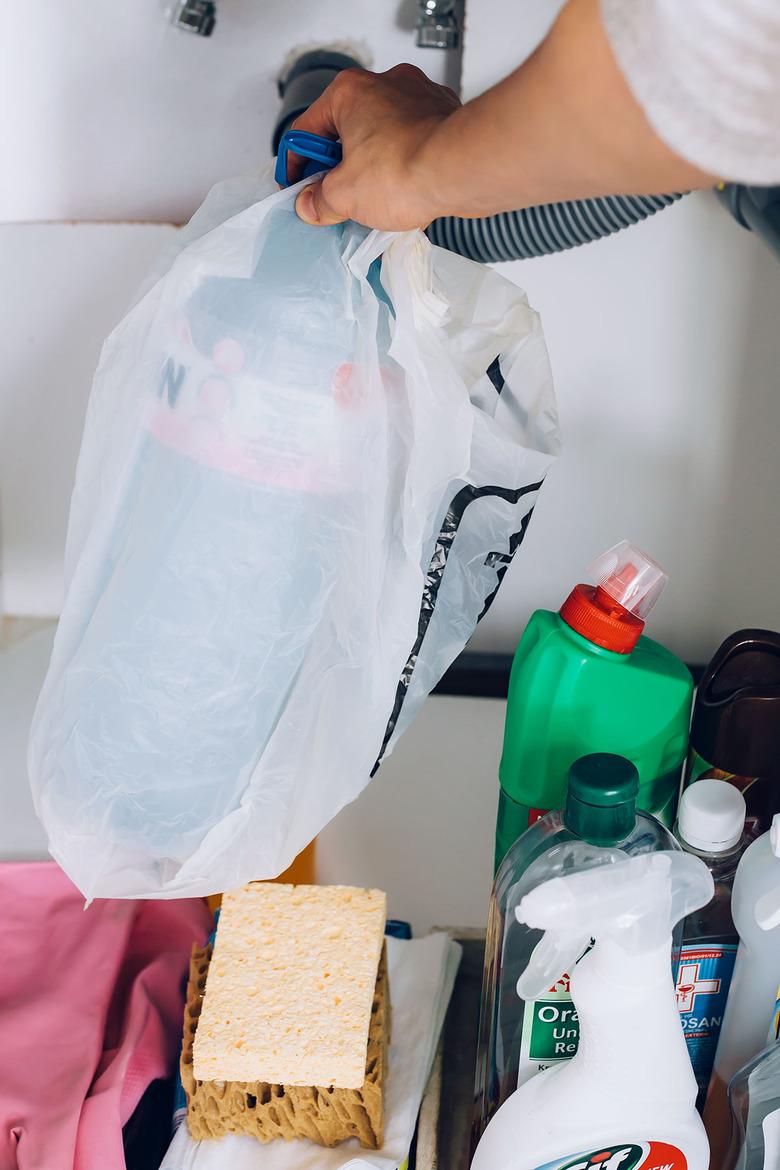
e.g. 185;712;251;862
288;64;461;231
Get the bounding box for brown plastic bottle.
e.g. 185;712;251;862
683;629;780;840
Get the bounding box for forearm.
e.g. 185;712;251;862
290;0;719;230
416;0;717;218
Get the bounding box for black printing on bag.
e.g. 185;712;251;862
372;479;542;771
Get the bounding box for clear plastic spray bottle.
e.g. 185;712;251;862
472;850;714;1170
474;753;678;1142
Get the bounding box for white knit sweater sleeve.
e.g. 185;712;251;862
600;0;780;185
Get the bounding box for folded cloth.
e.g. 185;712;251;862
161;933;461;1170
0;862;211;1170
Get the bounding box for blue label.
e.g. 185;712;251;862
676;942;738;1094
172;1076;187;1132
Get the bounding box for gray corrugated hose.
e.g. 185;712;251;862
426;192;684;261
273;54;685;262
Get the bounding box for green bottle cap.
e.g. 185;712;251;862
564;753;639;844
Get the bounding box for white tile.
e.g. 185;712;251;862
1;0;457;224
0;222;178;615
318;694;503;933
0;624;56;861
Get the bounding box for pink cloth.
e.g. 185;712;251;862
0;862;211;1170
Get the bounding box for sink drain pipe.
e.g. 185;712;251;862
425;191;684;261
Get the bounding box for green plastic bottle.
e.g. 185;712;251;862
496;541;694;871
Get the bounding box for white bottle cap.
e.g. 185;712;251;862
677;779;746;853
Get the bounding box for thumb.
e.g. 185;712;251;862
295;175;347;226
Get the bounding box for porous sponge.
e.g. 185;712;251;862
193;884;386;1089
182;940;389;1147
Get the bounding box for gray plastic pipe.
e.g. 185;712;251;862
717;184;780;262
426;192;685;261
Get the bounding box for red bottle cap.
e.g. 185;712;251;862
559;541;669;655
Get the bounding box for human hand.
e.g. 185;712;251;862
287;64;461;231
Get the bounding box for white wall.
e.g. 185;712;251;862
460;0;780;662
1;0;457;225
481;196;780;664
0;625;54;862
0;224;178;615
2;0;779;659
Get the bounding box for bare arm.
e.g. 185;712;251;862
291;0;716;230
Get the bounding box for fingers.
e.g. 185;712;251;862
290;79;341;139
283;62;456;227
284;100;338;186
285;68;369;185
295;175;348;226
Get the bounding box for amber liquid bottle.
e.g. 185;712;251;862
206;839;316;913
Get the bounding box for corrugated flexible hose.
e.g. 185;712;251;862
426;191;684;261
275;55;685;262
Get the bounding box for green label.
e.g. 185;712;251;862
518;972;580;1086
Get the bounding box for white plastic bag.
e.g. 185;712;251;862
29;170;559;899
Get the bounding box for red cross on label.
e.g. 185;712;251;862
676;961;721;1013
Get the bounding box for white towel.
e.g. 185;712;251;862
161;933;462;1170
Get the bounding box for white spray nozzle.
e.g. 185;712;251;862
515;851;713;1000
587;540;668;621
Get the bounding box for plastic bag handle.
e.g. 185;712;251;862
275;130;343;187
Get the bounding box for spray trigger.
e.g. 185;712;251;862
516;928;591;1000
515;851;713;1003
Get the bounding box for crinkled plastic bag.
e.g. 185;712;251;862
29;170;559;899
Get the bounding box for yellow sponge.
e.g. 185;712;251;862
193;883;387;1089
182;939;389;1147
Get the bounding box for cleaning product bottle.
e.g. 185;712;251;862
471;851;714;1170
496;541;693;871
674;779;748;1111
683;629;780;841
704;813;780;1165
727;1043;780;1170
474;753;680;1140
